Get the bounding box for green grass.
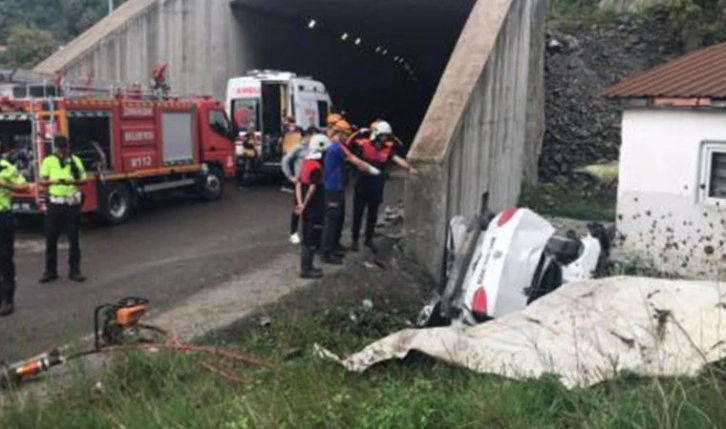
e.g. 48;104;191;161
4;305;726;429
519;183;617;222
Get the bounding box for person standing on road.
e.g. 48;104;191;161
0;138;28;316
321;126;381;265
295;134;330;278
282;126;318;244
349;121;417;254
39;136;88;284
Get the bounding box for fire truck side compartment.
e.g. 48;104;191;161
161;111;195;166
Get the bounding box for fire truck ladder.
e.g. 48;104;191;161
30;100;68;206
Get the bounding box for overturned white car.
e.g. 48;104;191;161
418;206;610;327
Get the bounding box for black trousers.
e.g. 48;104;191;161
352;180;384;244
45;203;81;275
0;212;16;303
291;194;300;235
322;190;345;257
302;199;324;248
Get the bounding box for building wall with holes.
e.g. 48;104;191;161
618;108;726;278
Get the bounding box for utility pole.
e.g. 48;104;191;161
108;0;114;15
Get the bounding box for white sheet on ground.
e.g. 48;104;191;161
316;277;726;388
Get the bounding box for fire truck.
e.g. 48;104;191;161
0;71;236;225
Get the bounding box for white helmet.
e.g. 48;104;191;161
371;121;393;140
309;134;332;154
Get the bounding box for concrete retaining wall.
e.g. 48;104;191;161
404;0;546;280
35;0;250;98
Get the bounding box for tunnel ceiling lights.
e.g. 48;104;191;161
294;16;415;80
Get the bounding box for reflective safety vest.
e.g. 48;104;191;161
40;154;87;199
0;159;26;212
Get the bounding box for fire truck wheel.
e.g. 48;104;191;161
200;167;224;201
101;184;132;225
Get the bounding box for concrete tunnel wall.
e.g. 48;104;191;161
404;0;547;281
36;0;252;98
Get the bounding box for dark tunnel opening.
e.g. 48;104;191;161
230;0;476;145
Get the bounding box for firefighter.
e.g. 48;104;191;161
350;121;417;253
282;126;318;244
0;138;28;316
321;126;381;265
295;134;330;278
39;136;88;284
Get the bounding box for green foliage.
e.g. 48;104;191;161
3;26;58;69
519;183;617;222
665;0;726;48
548;0;621;28
0;0;129;57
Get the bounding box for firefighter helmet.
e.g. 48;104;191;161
310;134;332;154
326;113;342;126
334;120;352;132
371;121;392;140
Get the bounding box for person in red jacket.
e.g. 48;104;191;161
348;121;417;253
295;134;331;278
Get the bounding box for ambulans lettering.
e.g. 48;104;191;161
236;87;260;96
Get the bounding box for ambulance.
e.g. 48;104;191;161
225;70;333;179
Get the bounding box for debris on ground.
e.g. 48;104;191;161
319;276;726;388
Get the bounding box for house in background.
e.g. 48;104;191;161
602;43;726;279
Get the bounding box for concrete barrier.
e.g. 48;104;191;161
404;0;546;280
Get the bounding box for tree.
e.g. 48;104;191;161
4;26;58;69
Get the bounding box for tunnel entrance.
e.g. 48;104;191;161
230;0;476;145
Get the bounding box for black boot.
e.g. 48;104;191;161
0;284;14;316
300;245;323;279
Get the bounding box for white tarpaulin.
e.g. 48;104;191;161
317;277;726;388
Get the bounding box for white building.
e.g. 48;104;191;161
602;43;726;279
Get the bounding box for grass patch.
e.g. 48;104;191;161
519;183;617;222
4;304;726;428
548;0;624;30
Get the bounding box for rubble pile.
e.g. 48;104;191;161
541;9;682;184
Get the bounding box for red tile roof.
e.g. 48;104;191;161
601;42;726;99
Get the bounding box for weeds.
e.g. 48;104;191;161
3;303;726;428
519;182;617;222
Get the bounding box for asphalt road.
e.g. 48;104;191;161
0;184;293;362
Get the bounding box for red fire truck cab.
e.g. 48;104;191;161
0;96;236;224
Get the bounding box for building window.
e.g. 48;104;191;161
709;152;726;198
700;142;726;203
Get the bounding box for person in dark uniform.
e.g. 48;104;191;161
321;128;381;265
295;134;330;278
349;121;417;253
39;136;88;283
0;138;28;316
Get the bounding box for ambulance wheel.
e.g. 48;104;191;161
101;184;132;225
201;167;224;201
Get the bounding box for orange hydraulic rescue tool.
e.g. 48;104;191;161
1;297;159;388
0;350;65;387
94;297;152;350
